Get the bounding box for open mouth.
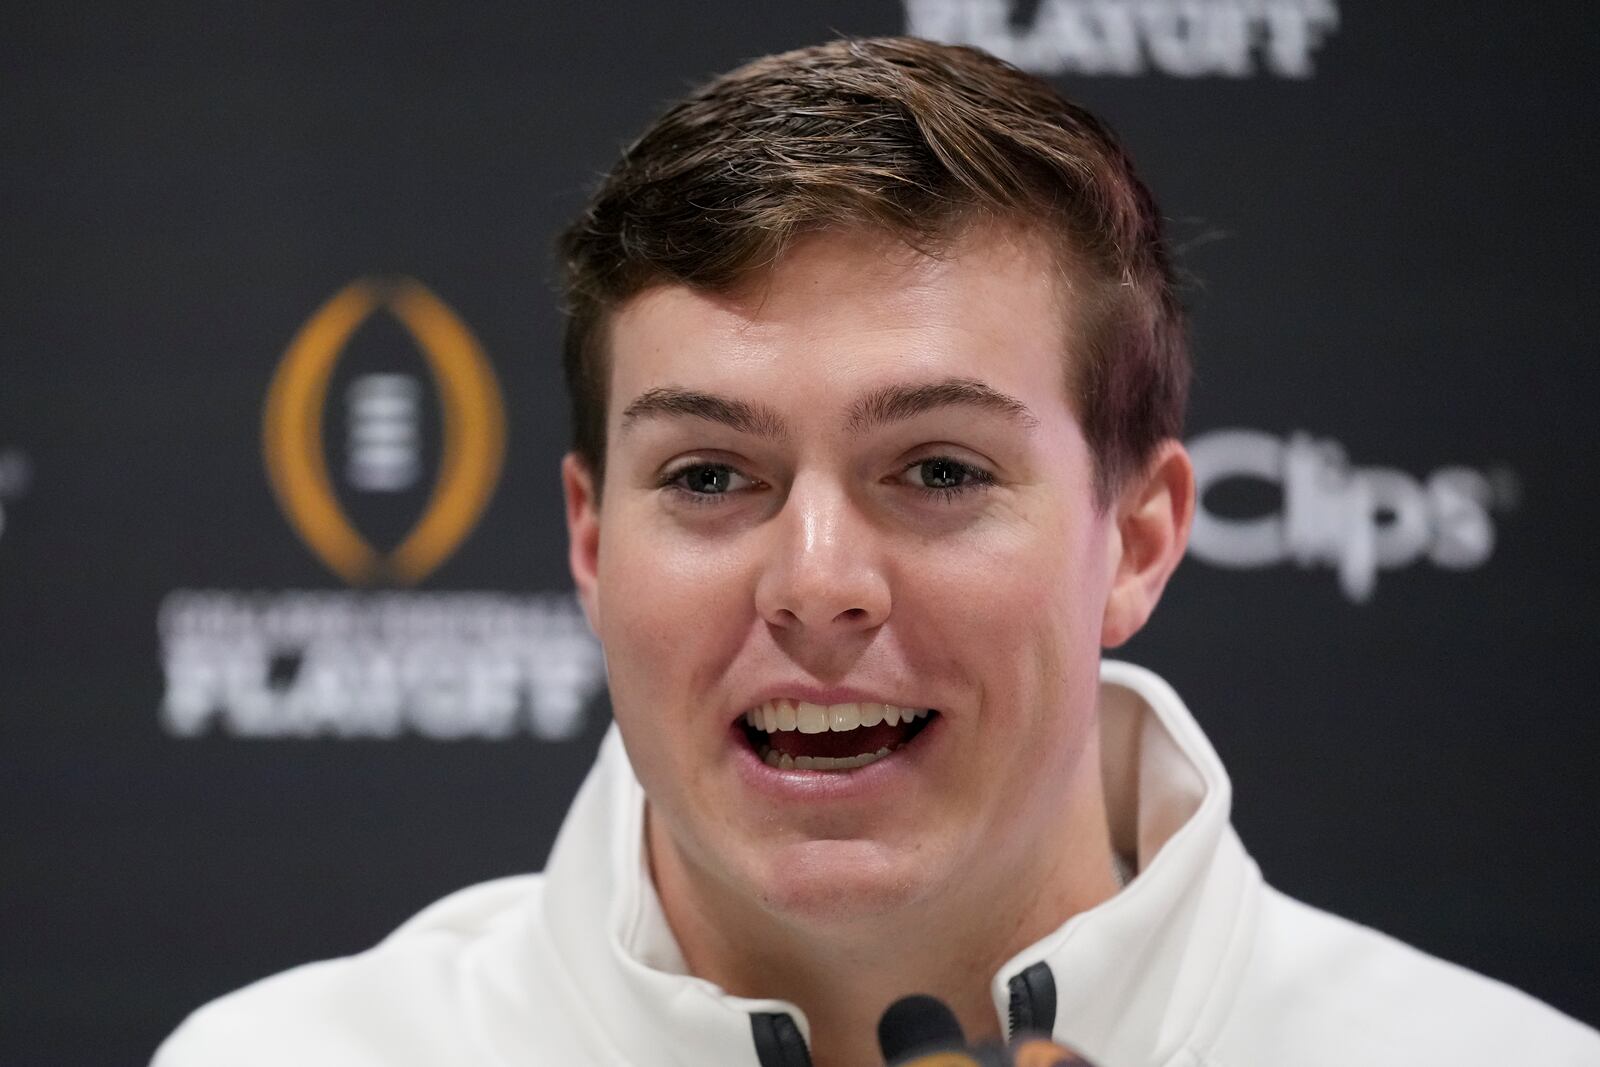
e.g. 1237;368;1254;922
739;700;938;772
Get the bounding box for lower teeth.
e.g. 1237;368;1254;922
761;746;892;771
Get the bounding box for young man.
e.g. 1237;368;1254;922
156;37;1598;1067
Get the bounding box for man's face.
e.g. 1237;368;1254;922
569;227;1121;923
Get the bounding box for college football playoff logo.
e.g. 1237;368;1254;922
262;278;505;585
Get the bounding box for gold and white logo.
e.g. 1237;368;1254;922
263;277;505;585
159;279;605;740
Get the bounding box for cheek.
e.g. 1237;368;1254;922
906;504;1104;636
595;512;755;696
891;508;1107;731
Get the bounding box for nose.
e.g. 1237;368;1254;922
754;474;890;637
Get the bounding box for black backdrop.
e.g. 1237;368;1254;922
3;3;1597;1063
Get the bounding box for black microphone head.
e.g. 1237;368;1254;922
877;993;967;1064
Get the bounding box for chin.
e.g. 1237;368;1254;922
749;838;931;924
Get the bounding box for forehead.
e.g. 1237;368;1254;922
604;226;1079;426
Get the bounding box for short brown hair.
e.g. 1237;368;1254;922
559;36;1188;504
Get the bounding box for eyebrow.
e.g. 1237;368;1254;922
620;387;788;439
618;376;1037;438
845;377;1039;434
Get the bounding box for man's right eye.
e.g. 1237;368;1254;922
660;462;754;498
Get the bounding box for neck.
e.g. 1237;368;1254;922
647;736;1120;1067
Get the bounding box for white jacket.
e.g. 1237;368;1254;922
154;661;1599;1066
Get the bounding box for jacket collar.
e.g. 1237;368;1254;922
539;660;1261;1067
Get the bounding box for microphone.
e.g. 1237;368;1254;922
876;994;1093;1067
877;994;968;1063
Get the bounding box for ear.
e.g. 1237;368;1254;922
1102;439;1194;648
562;452;602;635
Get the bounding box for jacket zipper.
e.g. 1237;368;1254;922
1006;962;1058;1041
750;1011;813;1067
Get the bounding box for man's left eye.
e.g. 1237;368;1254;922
898;457;995;495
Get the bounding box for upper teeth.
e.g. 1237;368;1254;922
743;700;929;734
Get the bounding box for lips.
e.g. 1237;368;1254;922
739;699;936;771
